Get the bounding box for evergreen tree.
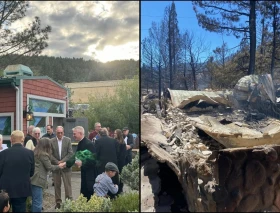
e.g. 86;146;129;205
0;1;51;60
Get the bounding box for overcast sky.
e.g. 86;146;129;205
11;1;139;63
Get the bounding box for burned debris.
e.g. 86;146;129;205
141;74;280;212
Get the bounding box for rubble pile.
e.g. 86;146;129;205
142;103;280;211
141;74;280;212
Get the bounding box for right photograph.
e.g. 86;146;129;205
141;1;280;212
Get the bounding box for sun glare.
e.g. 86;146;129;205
94;42;138;63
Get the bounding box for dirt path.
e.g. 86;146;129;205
43;171;81;212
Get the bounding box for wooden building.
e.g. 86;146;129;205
0;64;69;141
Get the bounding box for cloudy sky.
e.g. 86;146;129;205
11;1;139;63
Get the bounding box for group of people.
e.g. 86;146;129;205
0;122;137;212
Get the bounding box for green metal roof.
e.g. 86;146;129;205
0;64;68;92
4;64;33;76
0;77;19;87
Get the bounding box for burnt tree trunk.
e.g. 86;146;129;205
248;0;256;75
190;54;197;90
184;62;188;90
158;61;162;106
150;53;153;93
168;13;173;89
271;2;277;78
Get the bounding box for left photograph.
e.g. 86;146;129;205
0;1;139;212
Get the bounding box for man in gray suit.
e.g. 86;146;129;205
50;126;74;209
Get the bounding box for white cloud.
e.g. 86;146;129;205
9;1;139;62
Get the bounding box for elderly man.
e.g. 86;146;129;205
0;134;8;152
88;122;101;142
122;127;134;165
24;125;36;147
42;125;56;139
67;126;97;201
25;127;41;150
0;130;34;212
50;126;73;209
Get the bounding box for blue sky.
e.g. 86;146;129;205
141;1;243;58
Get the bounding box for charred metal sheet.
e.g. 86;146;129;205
259;74;276;103
188;115;280;148
167;89;231;109
233;74;276;104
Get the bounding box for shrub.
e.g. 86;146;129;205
74;75;139;133
110;192;139;212
121;153;139;190
26;196;32;212
56;194;111;212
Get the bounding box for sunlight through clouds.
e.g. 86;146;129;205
9;1;139;62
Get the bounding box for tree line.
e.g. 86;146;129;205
0;1;140;134
0;1;139;84
141;1;280;99
0;54;139;84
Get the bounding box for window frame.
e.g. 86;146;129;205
27;94;66;118
0;112;14;140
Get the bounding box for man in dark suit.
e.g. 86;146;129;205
95;128;119;198
122;127;134;165
68;126;97;201
50;126;73;209
42;125;56;139
0;130;34;212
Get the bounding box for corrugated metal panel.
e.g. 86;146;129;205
167;89;232;109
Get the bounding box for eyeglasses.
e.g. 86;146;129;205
34;133;40;135
57;132;63;134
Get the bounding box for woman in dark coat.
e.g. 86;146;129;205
114;129;127;174
114;129;127;194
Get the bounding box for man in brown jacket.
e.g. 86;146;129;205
50;126;73;209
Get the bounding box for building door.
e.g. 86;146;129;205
62;118;88;142
53;117;63;130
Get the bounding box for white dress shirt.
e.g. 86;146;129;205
57;137;63;159
124;136;128;145
0;144;7;152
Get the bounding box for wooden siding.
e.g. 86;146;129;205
23;79;67;134
0;87;16;132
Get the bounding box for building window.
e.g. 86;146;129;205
27;94;66;118
30;98;64;114
29;116;47;135
0;113;14;140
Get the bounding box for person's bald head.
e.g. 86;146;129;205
27;125;35;135
11;130;24;145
